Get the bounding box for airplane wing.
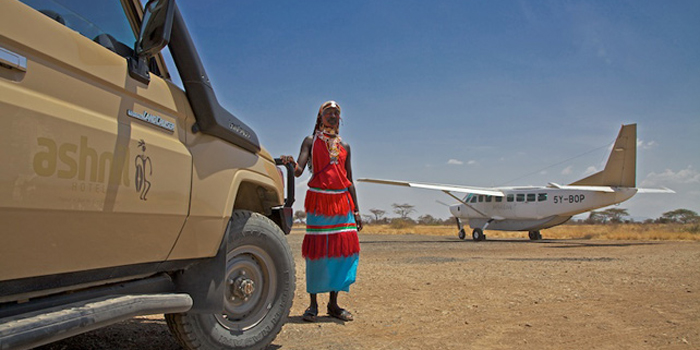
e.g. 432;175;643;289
358;178;505;197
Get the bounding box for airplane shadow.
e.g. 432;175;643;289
360;237;661;248
361;239;460;245
542;240;660;249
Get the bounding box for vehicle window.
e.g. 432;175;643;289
507;194;514;202
516;194;525;202
478;195;484;202
21;0;136;57
161;47;183;88
485;196;492;203
495;196;502;202
527;193;536;202
470;196;477;203
538;193;547;202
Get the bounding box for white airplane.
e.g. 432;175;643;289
359;124;673;241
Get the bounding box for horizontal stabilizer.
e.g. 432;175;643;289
636;187;675;194
358;178;504;196
549;182;674;194
547;182;616;193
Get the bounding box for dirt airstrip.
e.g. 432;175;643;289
38;230;700;350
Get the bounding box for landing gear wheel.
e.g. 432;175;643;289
458;229;466;240
472;228;485;241
166;210;295;350
528;230;542;240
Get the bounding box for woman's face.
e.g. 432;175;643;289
321;108;340;128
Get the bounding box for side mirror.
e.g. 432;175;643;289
129;0;175;84
136;0;175;57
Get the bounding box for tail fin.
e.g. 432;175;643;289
569;124;637;187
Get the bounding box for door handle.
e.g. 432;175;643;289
0;47;27;72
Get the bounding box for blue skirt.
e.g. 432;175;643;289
304;212;360;294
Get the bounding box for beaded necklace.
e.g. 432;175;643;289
315;129;341;164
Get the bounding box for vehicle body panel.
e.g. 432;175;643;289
0;0;190;280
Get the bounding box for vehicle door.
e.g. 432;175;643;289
0;0;191;282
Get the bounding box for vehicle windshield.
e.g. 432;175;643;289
20;0;135;49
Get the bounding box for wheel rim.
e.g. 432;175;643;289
215;244;277;332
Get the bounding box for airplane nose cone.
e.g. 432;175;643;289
449;205;460;217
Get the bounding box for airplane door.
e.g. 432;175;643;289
513;193;537;219
0;1;191;281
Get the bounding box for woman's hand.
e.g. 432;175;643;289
279;155;296;165
354;212;363;232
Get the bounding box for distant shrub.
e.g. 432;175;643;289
683;224;700;234
390;218;415;229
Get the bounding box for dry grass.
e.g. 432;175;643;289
354;223;700;241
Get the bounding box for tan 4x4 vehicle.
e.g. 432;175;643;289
0;1;296;349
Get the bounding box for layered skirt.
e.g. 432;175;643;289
303;187;360;294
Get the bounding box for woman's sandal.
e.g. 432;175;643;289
302;306;318;322
327;305;354;321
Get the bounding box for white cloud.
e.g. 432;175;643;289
447;159;463;165
561;166;573;175
582;166;598;176
467;160;477;166
641;166;700;186
637;139;658;150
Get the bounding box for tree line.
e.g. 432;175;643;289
581;208;699;225
293;205;699;226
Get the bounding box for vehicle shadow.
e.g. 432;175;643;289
35;316;181;350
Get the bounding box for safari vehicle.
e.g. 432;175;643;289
0;0;296;349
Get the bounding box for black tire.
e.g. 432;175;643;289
528;230;542;241
166;210;295;350
472;228;485;241
458;229;466;240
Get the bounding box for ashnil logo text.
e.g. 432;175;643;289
33;136;130;186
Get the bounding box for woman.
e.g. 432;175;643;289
281;100;362;322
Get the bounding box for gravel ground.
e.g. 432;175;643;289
37;232;700;350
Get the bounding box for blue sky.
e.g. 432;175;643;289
169;1;699;221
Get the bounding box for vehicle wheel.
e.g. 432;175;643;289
472;228;485;241
528;230;542;240
458;229;466;240
166;210;295;350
